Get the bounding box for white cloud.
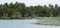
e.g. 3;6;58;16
0;0;60;6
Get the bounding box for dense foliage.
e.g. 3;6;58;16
0;2;60;19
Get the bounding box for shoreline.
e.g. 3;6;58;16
0;17;60;20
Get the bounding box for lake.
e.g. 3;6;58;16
0;18;60;28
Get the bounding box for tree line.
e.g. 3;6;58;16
0;2;60;19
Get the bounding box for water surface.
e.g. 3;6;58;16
0;19;60;28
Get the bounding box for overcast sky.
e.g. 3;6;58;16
0;0;60;6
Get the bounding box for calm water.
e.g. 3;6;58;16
0;19;60;28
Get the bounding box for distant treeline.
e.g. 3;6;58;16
0;2;60;19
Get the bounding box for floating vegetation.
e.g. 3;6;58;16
34;17;60;26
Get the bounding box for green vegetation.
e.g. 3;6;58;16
34;17;60;26
0;2;60;19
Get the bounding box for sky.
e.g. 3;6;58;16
0;0;60;6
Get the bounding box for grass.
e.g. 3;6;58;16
35;17;60;26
